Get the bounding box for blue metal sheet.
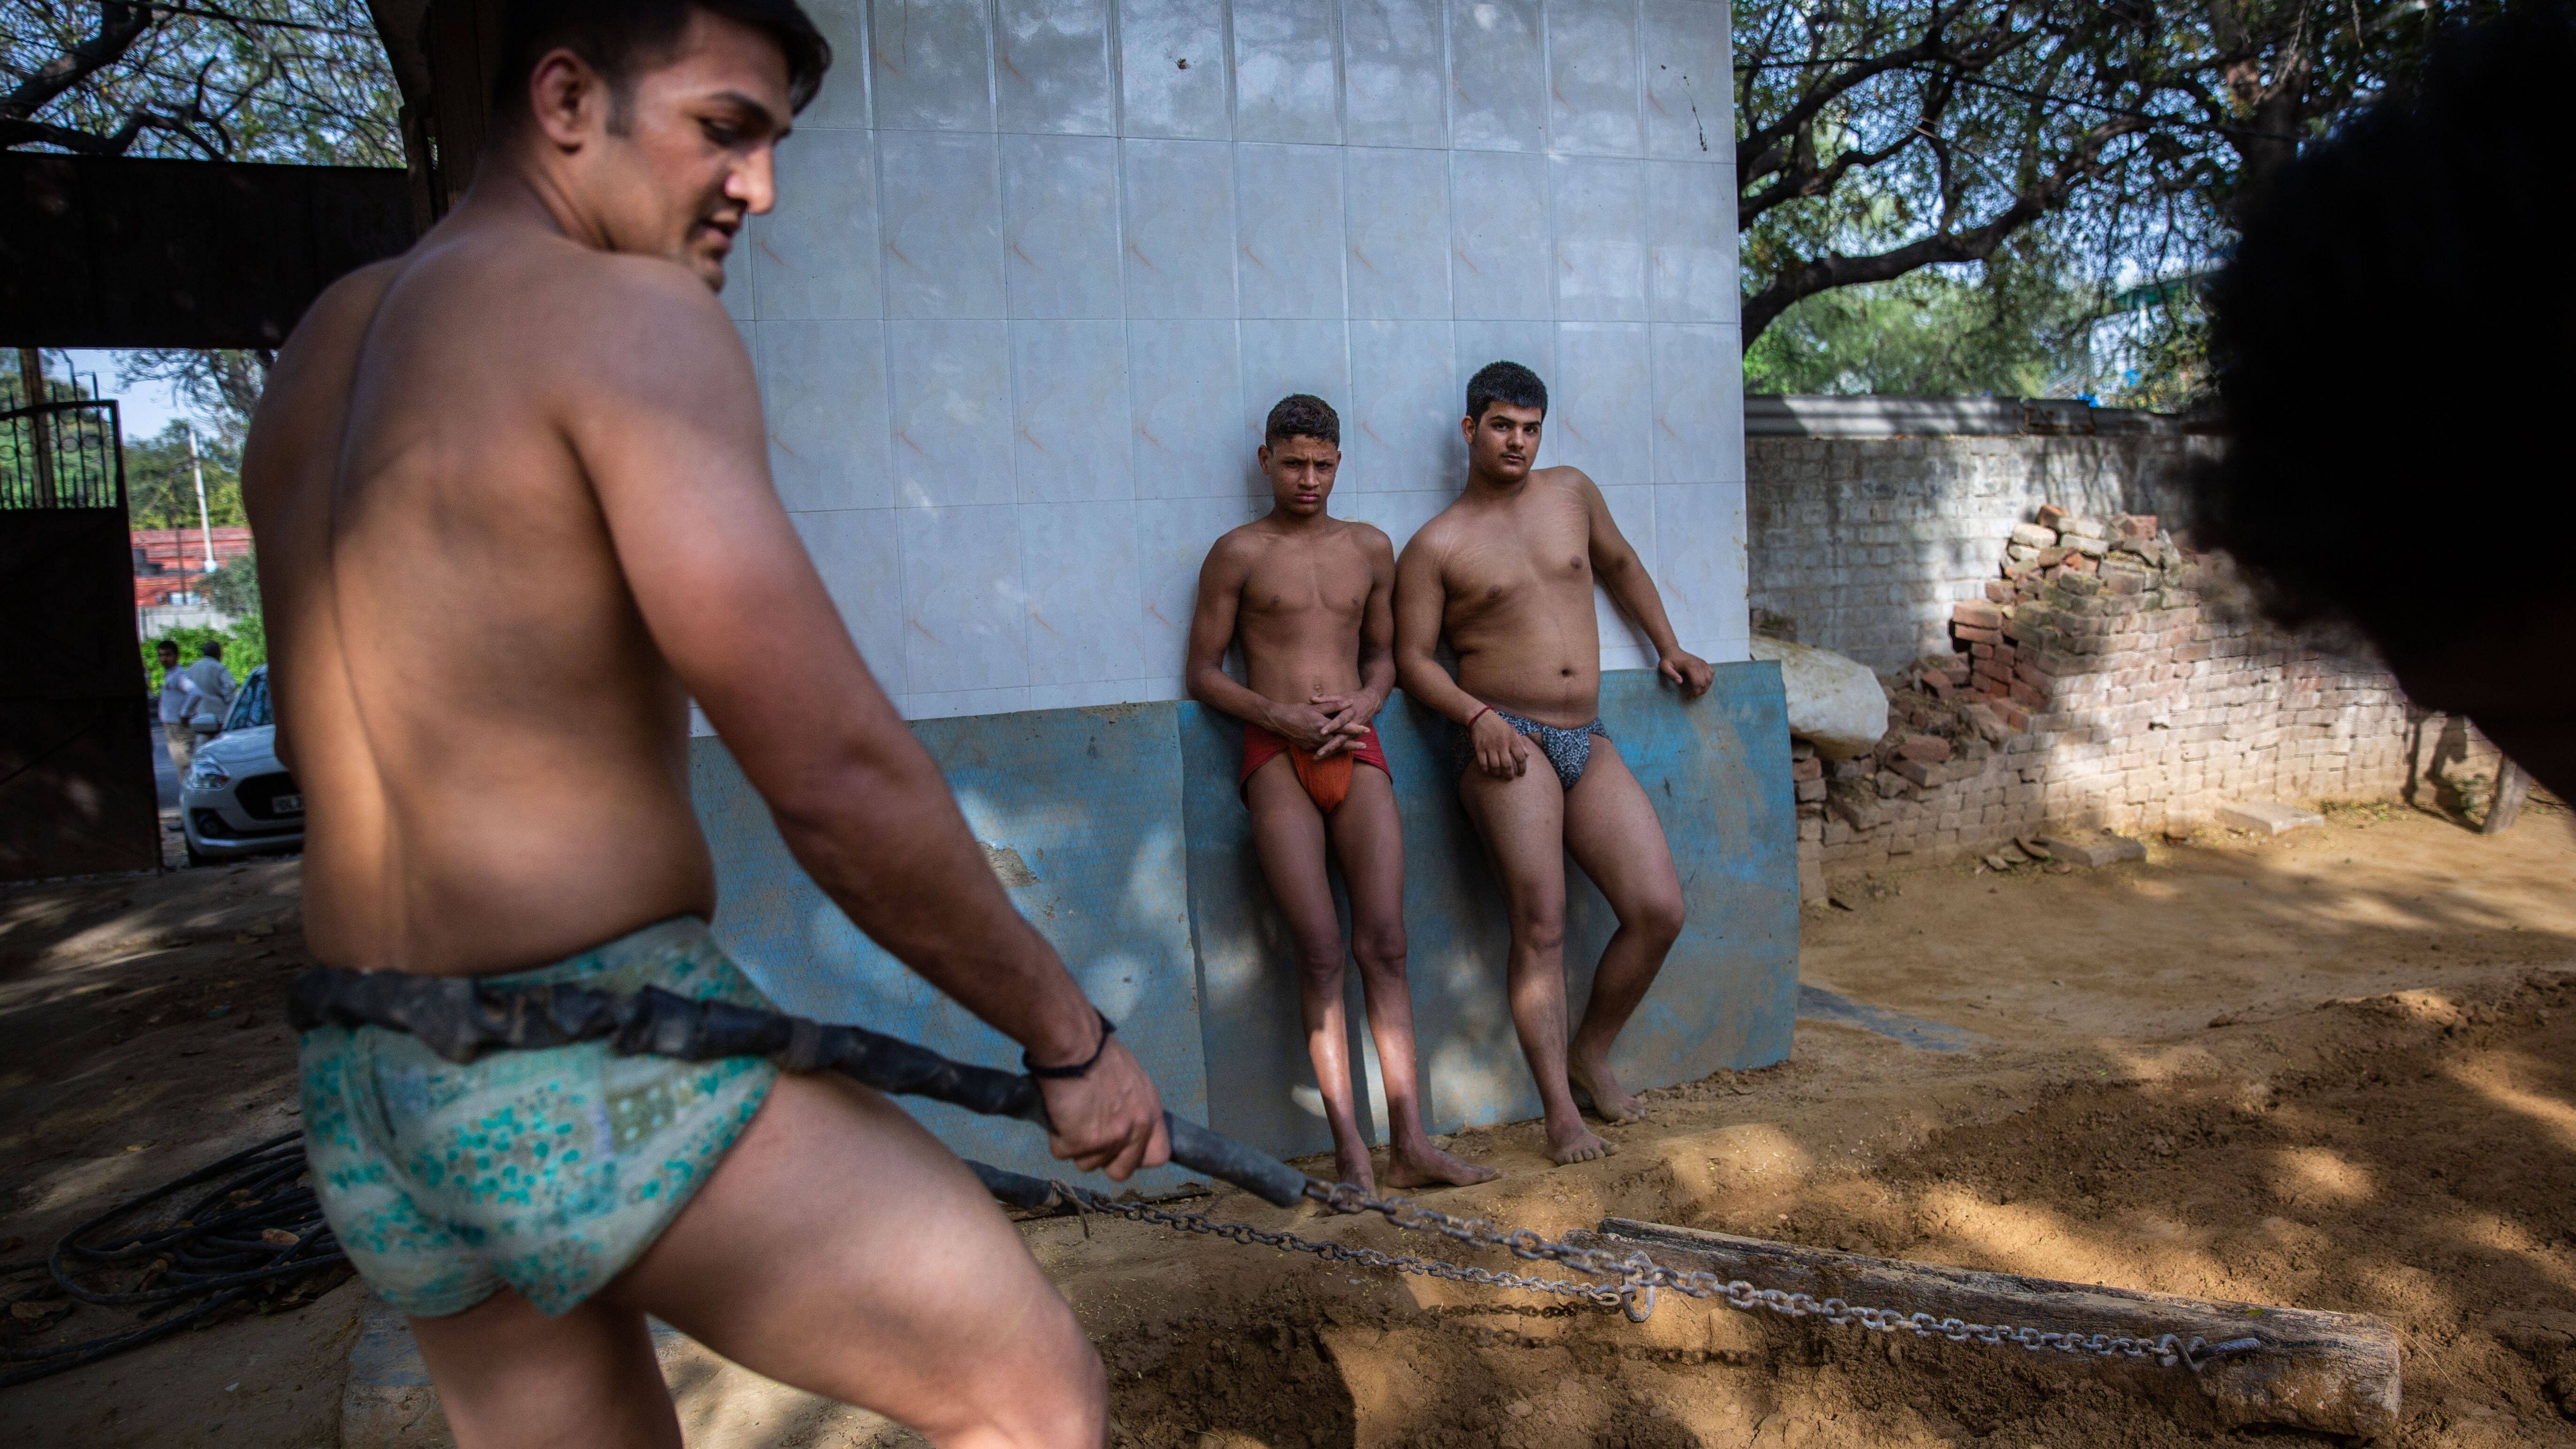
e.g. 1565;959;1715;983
689;703;1209;1195
1180;664;1798;1142
690;663;1796;1174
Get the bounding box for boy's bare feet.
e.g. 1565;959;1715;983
1545;1107;1614;1164
1384;1141;1502;1189
1331;1141;1378;1193
1567;1053;1645;1123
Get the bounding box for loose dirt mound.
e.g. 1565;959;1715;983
3;806;2572;1448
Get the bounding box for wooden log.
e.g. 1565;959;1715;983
1574;1218;2399;1439
2485;759;2533;835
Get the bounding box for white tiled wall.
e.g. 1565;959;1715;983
719;0;1746;723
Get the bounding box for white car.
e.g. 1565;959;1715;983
179;665;304;866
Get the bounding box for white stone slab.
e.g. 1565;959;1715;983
2215;800;2325;835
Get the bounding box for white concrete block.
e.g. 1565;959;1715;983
2214;801;2325;835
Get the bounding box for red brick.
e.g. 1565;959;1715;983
1973;657;2010;685
1791;756;1824;782
1951;600;2004;630
1988;699;2031;732
1898;734;1953;764
2114;513;2158;539
1970;641;1994;659
1993;644;2016;668
2036;504;2073;531
2061;553;2096;576
1984;579;2014;604
1953;623;2002;646
1890;758;1944;787
1921;670;1954;701
2010;682;2047;709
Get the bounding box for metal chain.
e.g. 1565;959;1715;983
1055;1180;2263;1374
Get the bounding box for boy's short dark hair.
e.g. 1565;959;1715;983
2195;5;2571;658
1264;394;1340;448
492;0;832;133
156;641;179;654
1465;361;1547;423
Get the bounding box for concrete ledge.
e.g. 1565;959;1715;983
2215;801;2326;836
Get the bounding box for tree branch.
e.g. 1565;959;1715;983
2;3;153;125
1741;115;2146;341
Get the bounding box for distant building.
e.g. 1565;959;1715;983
132;526;251;606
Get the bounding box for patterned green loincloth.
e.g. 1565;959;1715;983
299;917;776;1318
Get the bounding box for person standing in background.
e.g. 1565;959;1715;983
182;640;238;742
155;639;197;770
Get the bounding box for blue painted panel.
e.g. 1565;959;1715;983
689;703;1209;1194
1176;706;1384;1161
1180;664;1798;1141
691;663;1794;1175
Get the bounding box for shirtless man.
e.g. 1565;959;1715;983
1393;362;1714;1165
242;5;1163;1446
1184;395;1497;1192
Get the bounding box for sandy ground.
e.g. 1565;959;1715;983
3;799;2573;1447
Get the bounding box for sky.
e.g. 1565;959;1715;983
59;349;196;441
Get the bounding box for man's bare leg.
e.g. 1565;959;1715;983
1558;740;1686;1124
1327;764;1499;1188
1246;754;1377;1188
404;1071;1108;1449
1459;765;1611;1164
408;1292;682;1449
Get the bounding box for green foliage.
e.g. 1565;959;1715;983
202;551;264;616
125;421;245;532
2;3;399;164
1744;256;2097;397
142;618;266;696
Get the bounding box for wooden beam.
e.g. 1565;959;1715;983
2485;759;2533;835
1576;1218;2399;1439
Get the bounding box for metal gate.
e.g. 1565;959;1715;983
1;394;159;881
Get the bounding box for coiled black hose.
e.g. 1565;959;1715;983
0;1133;346;1389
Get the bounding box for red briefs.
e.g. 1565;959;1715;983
1239;722;1391;814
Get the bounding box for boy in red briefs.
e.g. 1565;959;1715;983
1186;396;1497;1192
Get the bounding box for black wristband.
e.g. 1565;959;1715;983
1023;1008;1116;1080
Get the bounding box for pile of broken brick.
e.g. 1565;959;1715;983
1790;506;2195;846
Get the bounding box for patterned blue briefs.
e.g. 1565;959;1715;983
1454;707;1611;791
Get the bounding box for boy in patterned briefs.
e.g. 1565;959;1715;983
1394;362;1716;1167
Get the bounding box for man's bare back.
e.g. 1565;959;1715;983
248;232;728;978
245;14;1160;1446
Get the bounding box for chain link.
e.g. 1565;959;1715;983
1054;1180;2263;1374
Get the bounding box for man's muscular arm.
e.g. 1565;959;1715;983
562;262;1166;1178
1574;471;1714;699
1184;534;1360;754
1306;529;1399;755
1394;530;1529;777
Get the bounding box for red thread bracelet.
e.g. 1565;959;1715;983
1466;704;1493;729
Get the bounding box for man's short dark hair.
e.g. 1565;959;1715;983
201;640;223;658
1264;394;1340;448
156;640;179;655
492;0;832;134
2194;5;2571;659
1466;361;1547;423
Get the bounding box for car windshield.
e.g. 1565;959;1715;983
226;669;273;731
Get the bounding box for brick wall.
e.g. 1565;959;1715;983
1745;434;2215;670
1757;470;2504;886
